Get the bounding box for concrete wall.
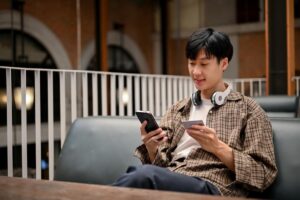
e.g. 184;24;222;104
204;0;236;26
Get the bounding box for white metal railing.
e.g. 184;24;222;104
0;66;267;181
294;76;300;96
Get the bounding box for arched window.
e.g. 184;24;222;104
108;45;139;73
0;30;56;67
0;30;60;125
87;45;139;73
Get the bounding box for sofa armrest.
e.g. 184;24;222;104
261;118;300;199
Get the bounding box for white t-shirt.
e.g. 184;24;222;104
173;98;214;159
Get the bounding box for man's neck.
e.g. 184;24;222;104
201;81;226;99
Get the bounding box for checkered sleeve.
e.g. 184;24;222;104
151;105;176;167
134;144;151;164
134;105;176;166
233;107;278;191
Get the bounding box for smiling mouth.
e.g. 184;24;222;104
195;79;205;84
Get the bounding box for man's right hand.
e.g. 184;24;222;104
140;121;168;162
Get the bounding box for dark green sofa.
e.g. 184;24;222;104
55;116;300;199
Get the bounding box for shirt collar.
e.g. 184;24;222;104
177;98;191;115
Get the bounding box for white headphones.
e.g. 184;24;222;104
191;84;231;107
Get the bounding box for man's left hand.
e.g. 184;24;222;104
186;125;220;154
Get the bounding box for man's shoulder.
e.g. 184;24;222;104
229;92;269;119
160;98;191;120
227;91;243;101
228;91;258;105
171;98;191;112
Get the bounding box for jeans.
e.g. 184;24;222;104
112;164;220;195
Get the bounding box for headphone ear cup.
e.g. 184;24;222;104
211;91;226;106
192;90;202;106
211;92;217;106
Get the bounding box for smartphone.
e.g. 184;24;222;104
182;120;204;129
136;111;159;133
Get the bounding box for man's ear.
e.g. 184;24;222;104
220;57;229;72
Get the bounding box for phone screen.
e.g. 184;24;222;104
136;111;159;133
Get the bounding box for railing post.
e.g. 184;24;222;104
118;75;124;116
101;74;107;116
173;78;178;104
110;75;116;116
6;69;13;177
92;73;98;116
127;75;133;116
35;70;41;179
167;78;172;107
134;76;140;113
141;76;147;111
258;79;262;96
250;80;253;97
82;72;88;117
47;71;54;181
81;73;89;117
155;77;161;116
59;72;66;147
148;77;154;113
161;77;167;116
71;72;77;122
295;77;299;96
21;69;28;178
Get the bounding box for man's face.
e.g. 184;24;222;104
188;49;228;92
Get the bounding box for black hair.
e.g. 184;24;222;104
185;28;233;63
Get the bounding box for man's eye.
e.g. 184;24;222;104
201;63;208;66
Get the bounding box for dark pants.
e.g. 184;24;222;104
112;165;220;195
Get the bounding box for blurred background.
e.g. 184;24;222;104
0;0;300;180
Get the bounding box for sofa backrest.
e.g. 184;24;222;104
254;95;299;118
54;116;142;184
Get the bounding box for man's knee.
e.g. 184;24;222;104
129;165;158;181
115;165;157;188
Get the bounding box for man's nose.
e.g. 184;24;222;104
192;66;202;75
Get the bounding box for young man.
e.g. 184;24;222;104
112;28;277;197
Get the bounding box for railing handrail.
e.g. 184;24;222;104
0;65;190;79
293;76;300;96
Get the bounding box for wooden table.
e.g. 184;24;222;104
0;176;250;200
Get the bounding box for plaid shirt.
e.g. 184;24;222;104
135;91;278;197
